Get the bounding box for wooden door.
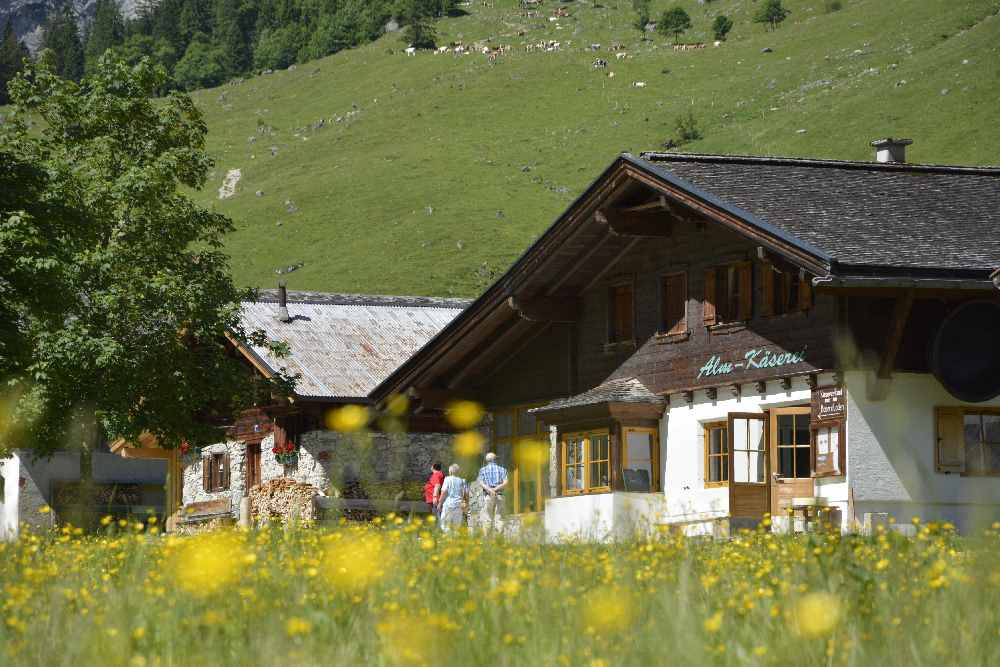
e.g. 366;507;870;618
770;407;814;517
728;413;769;523
246;443;262;491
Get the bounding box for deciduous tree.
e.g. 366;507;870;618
657;7;692;44
0;56;294;456
754;0;790;31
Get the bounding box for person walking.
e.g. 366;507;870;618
424;462;444;518
438;463;467;533
477;452;508;535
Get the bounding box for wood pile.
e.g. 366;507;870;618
250;478;321;525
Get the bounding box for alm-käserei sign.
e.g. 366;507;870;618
696;346;808;380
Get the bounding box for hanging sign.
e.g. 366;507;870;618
696;346;808;380
811;385;846;422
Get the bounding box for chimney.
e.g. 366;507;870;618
276;281;291;322
871;137;913;163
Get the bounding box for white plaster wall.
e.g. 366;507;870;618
545;492;668;541
845;370;1000;532
662;373;844;527
1;457;17;540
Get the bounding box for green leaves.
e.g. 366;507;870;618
1;56;293;456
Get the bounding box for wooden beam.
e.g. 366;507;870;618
481;323;553;383
546;229;610;294
408;386;463;412
447;318;536;389
506;295;578;323
596;208;673;237
581;238;642;292
877;289;915;380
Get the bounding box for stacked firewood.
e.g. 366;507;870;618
249;478;320;525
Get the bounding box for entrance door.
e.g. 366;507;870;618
728;413;769;523
770;407;814;517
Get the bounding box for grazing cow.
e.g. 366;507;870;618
593;58;608;69
589;43;601;51
488;52;498;64
615;52;628;60
632;81;646;88
404;46;417;56
436;46;450;54
713;40;722;47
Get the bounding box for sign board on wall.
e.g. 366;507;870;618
811;385;846;422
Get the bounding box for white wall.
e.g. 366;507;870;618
1;457;17;540
662;373;845;530
544;492;667;541
845;370;1000;532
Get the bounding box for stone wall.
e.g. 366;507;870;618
181;430;455;517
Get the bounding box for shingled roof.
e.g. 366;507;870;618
238;292;469;400
637;153;1000;274
531;378;665;414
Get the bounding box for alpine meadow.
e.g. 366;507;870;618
187;0;1000;295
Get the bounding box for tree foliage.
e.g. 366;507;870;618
754;0;791;30
42;4;84;81
712;15;734;41
0;56;294;455
0;18;30;105
84;0;125;73
632;0;652;31
657;7;692;43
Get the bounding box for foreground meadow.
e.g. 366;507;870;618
1;518;998;667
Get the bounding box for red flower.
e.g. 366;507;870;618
179;441;190;454
271;447;280;455
285;442;295;453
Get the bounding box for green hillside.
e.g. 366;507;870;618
190;0;1000;297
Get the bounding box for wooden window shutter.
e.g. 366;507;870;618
703;269;717;325
798;276;813;311
202;456;211;492
935;407;966;473
738;262;753;320
274;418;287;451
222;452;231;490
761;265;774;317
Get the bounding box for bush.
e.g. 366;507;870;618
676;111;702;144
824;0;844;12
632;0;652;31
712;15;734;41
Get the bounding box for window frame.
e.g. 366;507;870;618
658;271;689;338
203;451;230;493
561;429;612;496
491;402;549;513
811;420;845;478
761;262;813;317
622;426;660;492
704;261;752;327
703;421;729;488
607;280;636;345
960;408;1000;477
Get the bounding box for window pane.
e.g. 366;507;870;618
988;444;1000;473
749;418;764;453
794;414;811;445
567;464;584;490
733;449;749;483
494;413;513;439
627;431;651;465
964;415;982;445
795;446;811;478
709;456;721;483
591;434;609;461
777;415;794;446
733;418;747;451
983;415;1000;444
590;461;609;488
748;450;765;483
778;447;794;478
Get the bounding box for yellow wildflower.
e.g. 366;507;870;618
325;404;369;432
446;400;485;429
285;617;312;637
791;592;841;638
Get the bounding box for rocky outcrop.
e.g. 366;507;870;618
1;1;141;53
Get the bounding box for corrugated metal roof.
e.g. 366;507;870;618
239;295;468;400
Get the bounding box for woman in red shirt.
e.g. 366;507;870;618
424;463;444;517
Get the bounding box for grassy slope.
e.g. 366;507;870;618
190;0;1000;297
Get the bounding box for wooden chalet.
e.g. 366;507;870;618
372;143;1000;537
113;289;468;531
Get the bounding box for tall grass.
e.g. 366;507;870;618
2;517;998;666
